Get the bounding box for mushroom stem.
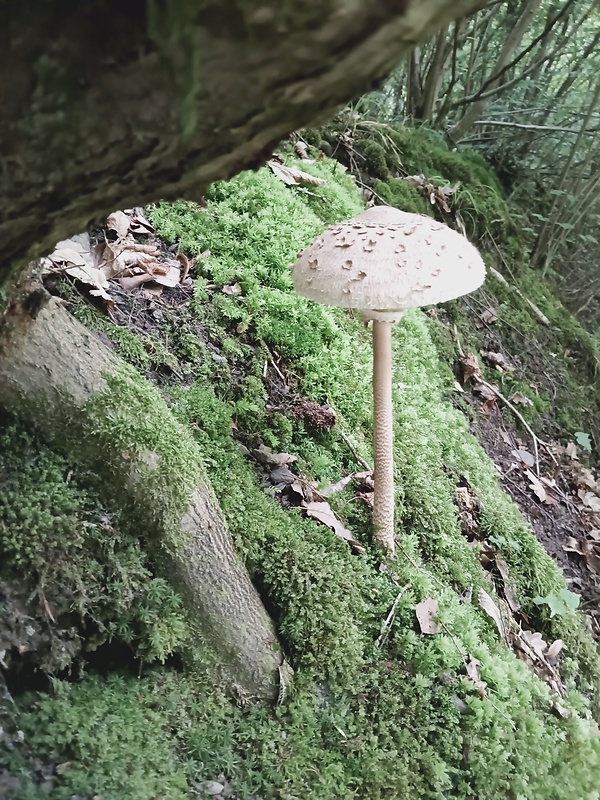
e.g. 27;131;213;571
372;319;395;555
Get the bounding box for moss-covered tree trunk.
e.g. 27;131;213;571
0;294;283;700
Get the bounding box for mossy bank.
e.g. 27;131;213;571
2;132;600;799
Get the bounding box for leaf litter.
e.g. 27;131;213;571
41;207;190;304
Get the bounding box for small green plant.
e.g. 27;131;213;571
533;588;581;618
575;431;593;452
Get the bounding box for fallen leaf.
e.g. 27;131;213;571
481;351;513;372
512;449;535;468
41;233;113;302
270;466;297;487
478;588;507;640
509;392;534;407
153;264;181;287
563;536;600;573
301;501;365;554
106;210;131;239
565;441;579;460
251;445;297;468
480;307;498;325
415;598;441;634
461;353;481;383
525;469;553;504
222;282;243;296
465;654;487;696
582;492;600;512
320;474;355;497
128;207;155;235
267;160;326;187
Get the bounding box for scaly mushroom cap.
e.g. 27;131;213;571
292;206;486;321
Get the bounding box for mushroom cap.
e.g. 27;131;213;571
292;206;486;322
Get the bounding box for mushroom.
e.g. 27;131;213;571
291;206;485;556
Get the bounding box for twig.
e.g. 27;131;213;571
339;430;372;471
376;583;412;647
397;543;448;592
476;377;559;474
452;324;556;474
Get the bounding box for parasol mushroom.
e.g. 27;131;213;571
291;206;485;556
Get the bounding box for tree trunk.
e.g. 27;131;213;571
0;292;284;701
447;0;544;143
0;0;483;304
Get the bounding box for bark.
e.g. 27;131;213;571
0;294;283;700
0;0;482;302
419;26;450;121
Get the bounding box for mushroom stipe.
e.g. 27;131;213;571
292;206;486;556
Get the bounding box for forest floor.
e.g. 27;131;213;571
2;125;600;799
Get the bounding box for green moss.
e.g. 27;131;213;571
361;140;390;180
0;419;187;667
373;177;432;216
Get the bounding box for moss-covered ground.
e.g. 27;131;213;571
2;131;600;798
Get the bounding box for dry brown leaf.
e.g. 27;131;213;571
478;588;507;640
512;449;535;468
415;598;441;635
153;263;181;287
267;160;326;187
128;207;155;234
301;500;365;554
465;654;487;696
222;282;243;296
563;537;600;573
106;210;131;239
509;392;534;407
525;469;556;504
480;307;498;325
582;492;600;512
461;353;481;383
41;233;113;302
251;445;297;468
565;441;579;460
119;274;156;291
320;474;355;498
481;351;512;372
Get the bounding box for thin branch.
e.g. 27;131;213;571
376;583;412;647
473;120;600;135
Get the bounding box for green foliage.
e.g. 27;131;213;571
533;589;581;619
373;177;432;215
575;431;593;452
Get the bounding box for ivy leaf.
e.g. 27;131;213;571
533;589;580;618
575;432;592;452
